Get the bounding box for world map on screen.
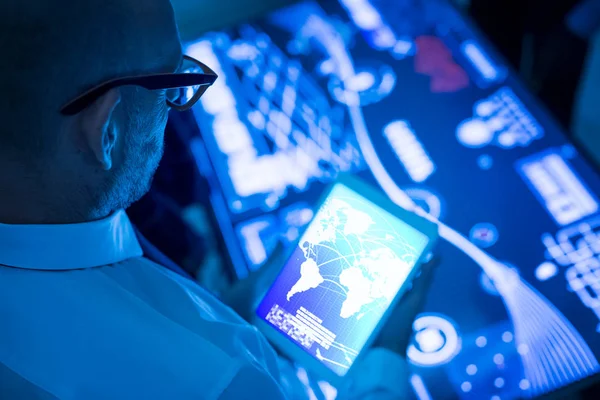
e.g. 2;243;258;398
257;183;430;375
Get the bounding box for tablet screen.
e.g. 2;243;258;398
256;182;430;376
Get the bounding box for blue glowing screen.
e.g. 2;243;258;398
184;0;600;397
256;183;429;376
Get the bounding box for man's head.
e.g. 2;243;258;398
0;0;182;223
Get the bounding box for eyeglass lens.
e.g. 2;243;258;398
167;57;205;107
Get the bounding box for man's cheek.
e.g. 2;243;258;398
148;104;169;135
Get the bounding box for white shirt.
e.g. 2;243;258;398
0;210;408;399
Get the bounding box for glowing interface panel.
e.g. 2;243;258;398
517;149;599;226
257;183;429;375
184;0;600;398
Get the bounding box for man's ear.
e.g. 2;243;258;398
77;88;122;171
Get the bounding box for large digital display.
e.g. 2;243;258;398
184;0;600;398
256;183;430;376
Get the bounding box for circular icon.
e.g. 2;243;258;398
469;223;499;248
407;314;461;367
329;63;396;107
456;118;493;148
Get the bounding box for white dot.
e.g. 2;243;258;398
392;39;414;57
487;117;505;132
466;364;478;376
318;60;335;75
475;101;495;117
497;132;516;146
353;8;382;30
493;353;504;365
457;118;494;148
461;382;472;393
494;377;505;388
263;71;278;92
491;396;501;400
517;344;529;355
535;262;558;282
346;71;376;92
416;328;445;353
248;110;266;130
476;336;487;347
502;332;513;343
519;379;531;390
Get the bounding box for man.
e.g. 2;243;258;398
0;1;436;398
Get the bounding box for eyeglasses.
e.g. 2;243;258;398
60;55;218;116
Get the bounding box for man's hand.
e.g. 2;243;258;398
372;257;439;356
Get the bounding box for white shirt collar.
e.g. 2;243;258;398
0;210;143;270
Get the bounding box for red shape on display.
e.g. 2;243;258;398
414;36;469;93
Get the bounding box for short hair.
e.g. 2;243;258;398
0;1;137;160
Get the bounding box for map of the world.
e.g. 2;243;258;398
257;183;430;375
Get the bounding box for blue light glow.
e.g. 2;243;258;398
493;353;504;365
189;30;365;214
469;223;499;248
466;364;478;375
476;336;488;348
185;0;600;397
392;38;416;59
257;183;430;375
294;5;599;396
460;40;506;84
494;377;505;388
461;381;472;393
519;379;530;391
236;216;278;267
517;149;599;226
384;120;436;183
329;64;397;107
534;261;558;282
410;374;433;400
317;380;337;400
477;154;494;170
457;87;544;150
408;314;462;367
456;118;494;148
404;187;444;219
542;217;600;331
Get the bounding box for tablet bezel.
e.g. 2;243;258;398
252;173;439;386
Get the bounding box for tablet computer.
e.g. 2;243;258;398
253;174;438;384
